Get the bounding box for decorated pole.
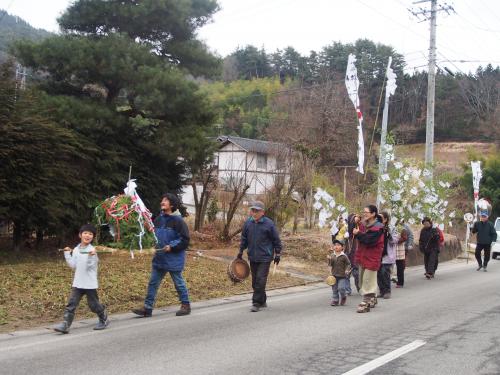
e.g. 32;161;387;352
376;57;397;208
470;161;482;220
345;54;364;174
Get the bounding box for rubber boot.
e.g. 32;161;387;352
54;312;74;334
94;311;109;330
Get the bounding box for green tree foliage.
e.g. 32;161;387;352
0;61;92;249
3;0;220;247
200;77;285;138
219;40;499;144
0;10;51;62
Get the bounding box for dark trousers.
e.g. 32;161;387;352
250;261;271;306
475;243;491;268
377;264;392;296
65;287;105;318
424;250;439;275
396;259;405;286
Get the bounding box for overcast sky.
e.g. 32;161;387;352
1;0;500;74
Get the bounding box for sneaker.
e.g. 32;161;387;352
425;273;431;279
483;267;488;272
250;304;260;312
176;303;191;316
330;300;339;306
395;284;403;288
340;296;347;306
383;293;391;299
132;307;152;318
477;266;482;271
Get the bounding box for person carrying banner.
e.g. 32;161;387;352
132;193;191;317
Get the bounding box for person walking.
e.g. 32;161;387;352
472;210;497;272
132;193;191;317
395;225;409;288
377;211;399;299
345;214;361;294
327;239;351;306
419;217;440;279
54;224;109;334
353;205;385;313
237;201;282;312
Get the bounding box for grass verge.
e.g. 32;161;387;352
0;250;304;333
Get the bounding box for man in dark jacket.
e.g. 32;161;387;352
237;201;282;312
132;193;191;317
419;217;440;279
472;211;497;272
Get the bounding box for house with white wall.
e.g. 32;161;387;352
216;136;289;196
181;136;290;213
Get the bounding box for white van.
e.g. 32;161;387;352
493;218;500;259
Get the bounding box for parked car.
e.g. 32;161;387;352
493;217;500;259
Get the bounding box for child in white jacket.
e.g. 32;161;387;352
54;224;108;334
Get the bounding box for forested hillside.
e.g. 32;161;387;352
0;10;51;62
207;41;500;146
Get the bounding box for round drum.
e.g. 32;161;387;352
325;275;337;286
227;258;250;283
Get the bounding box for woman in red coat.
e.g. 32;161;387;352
353;204;385;313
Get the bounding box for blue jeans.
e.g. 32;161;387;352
331;278;347;302
144;265;190;309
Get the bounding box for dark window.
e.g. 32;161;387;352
257;153;267;170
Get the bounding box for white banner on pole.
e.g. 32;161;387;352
470;161;482;219
345;54;364;174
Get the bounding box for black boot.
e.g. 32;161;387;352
132;307;152;317
54;312;74;334
94;311;109;330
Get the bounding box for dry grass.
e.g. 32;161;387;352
395;142;495;175
0;250;304;333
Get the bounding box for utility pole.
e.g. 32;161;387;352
410;0;454;178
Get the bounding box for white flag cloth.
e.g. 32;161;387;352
123;179;155;251
386;58;397;98
470;161;482;218
345;54;364;174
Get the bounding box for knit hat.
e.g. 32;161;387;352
332;239;345;246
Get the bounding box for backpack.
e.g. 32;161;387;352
436;227;445;247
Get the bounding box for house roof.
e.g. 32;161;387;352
217;135;286;155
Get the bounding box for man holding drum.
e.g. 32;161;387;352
237;201;282;312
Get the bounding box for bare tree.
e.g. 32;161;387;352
191;164;218;232
218;168;251;242
266;76;358;228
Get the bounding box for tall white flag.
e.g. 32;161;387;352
345;54;364;174
471;161;482;218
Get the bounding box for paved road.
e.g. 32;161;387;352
1;258;500;375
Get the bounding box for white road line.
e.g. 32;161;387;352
342;340;426;375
